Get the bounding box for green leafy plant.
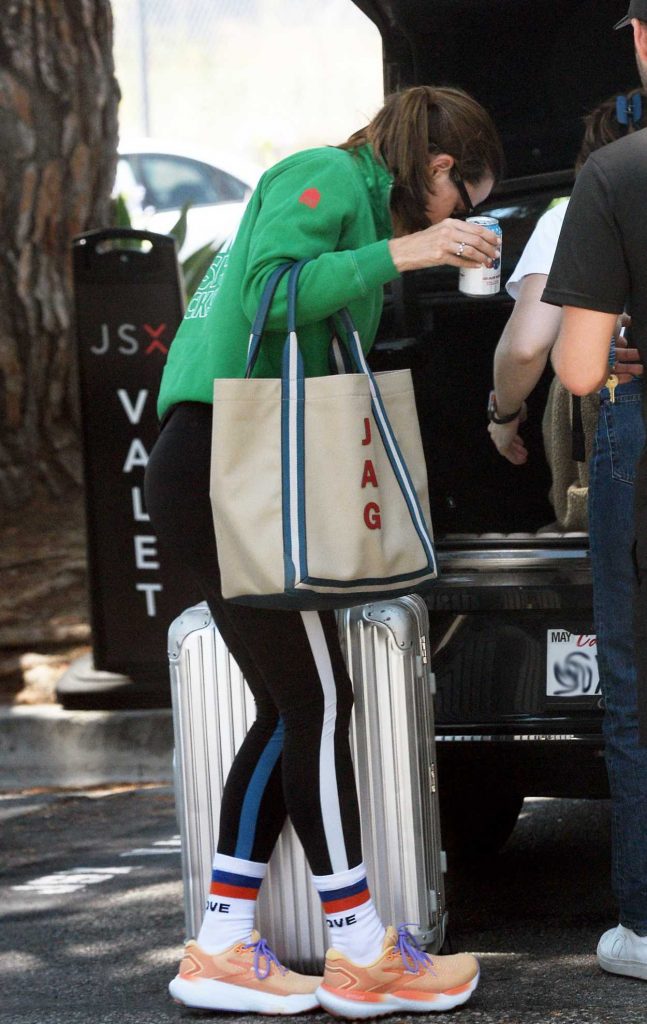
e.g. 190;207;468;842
165;201;223;298
111;195;220;300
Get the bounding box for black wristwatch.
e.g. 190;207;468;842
487;390;522;424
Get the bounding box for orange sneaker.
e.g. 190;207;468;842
169;931;322;1014
316;925;479;1018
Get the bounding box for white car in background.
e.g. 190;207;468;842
115;139;263;259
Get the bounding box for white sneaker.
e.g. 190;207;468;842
597;924;647;981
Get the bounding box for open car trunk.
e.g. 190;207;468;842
352;0;634;179
355;0;635;576
344;3;638;815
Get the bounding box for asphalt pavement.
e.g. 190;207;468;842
2;784;646;1024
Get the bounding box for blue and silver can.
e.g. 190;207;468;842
458;216;502;296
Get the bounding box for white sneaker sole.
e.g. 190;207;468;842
315;970;479;1019
169;974;320;1014
597;952;647;981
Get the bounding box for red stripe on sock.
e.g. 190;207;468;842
323;889;371;914
209;882;259;900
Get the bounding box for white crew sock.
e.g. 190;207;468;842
196;852;267;954
312;861;386;965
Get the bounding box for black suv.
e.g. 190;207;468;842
355;0;636;855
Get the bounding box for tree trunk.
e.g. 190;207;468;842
0;0;120;509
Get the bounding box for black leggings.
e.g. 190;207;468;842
144;402;363;875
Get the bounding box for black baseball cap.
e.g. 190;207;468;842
615;0;647;29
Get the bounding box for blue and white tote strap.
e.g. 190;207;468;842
245;262;293;378
328;330;355;375
336;307;437;574
280;260;309;589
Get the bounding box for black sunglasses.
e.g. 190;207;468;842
451;169;476;218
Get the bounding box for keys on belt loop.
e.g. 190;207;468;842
605;373;619;403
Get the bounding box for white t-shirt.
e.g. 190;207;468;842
506;199;569;300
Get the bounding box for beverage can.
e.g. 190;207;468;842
458;216;502;296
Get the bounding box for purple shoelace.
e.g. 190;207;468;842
243;937;288;980
394;923;435;975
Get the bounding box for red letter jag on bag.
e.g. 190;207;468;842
361;418;381;528
361;460;378;488
364;502;382;529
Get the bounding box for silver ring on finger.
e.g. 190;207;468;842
456;241;466;258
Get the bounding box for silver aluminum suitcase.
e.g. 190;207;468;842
168;595;446;972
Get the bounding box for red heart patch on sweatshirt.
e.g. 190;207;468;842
299;188;321;209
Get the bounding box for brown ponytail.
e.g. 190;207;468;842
339;85;504;232
575;87;646;173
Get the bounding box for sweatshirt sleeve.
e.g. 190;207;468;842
239;150;399;329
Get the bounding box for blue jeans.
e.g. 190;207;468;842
589;377;647;934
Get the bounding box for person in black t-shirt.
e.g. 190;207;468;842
544;3;647;983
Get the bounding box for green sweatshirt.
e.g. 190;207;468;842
157;143;400;418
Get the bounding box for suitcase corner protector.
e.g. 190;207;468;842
168;602;212;660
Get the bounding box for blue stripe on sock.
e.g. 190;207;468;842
318;877;368;902
235;718;285;860
211;869;262;889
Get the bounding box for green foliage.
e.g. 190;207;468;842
112;194;219;300
112;193;133;229
168;201;190;253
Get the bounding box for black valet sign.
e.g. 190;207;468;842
73;229;199;682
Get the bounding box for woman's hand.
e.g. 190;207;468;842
388;217;500;273
613;315;643;383
488;403;528;465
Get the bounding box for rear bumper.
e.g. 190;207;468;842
428;544;603;798
436;731;608;799
435;539;590;588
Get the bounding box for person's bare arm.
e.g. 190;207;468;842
494;274;562;411
488;274;562;464
551;306;617;394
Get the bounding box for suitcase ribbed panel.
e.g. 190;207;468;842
259;826;327;968
340;596;446;952
169;599;446;972
169;604;325;968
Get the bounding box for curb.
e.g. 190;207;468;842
0;705;174;789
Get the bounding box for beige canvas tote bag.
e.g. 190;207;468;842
211;260;437;609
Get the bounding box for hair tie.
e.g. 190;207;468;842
616;93;643;127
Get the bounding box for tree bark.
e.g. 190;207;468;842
0;0;120;509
